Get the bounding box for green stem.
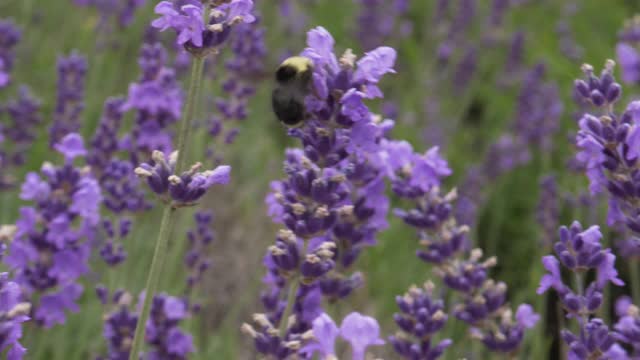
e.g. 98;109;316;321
630;259;640;305
127;54;207;360
278;279;300;337
175;56;206;173
128;206;176;359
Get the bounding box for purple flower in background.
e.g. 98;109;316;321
302;312;384;360
88;97;150;214
98;289;194;359
49;52;87;147
122;43;183;159
184;210;214;296
99;218;131;266
617;17;640;84
5;133;101;327
73;0;146;30
354;0;411;51
512;64;563;151
0;273;30;360
0;19;21;87
152;0;255;51
207;12;266;158
537;175;559;248
135;150;231;207
389;143;538;353
0;86;42;188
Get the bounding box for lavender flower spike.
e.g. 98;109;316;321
390;281;452;359
0;273;30;359
300;312;384;360
538;221;626;358
152;0;255;52
135;150;230;207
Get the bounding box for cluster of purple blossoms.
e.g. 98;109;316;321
613;296;640;357
0;19;21;88
389;143;539;354
184;210;214;294
354;0;411;51
121;43;183;160
97;288;194;359
538;222;626;358
616;16;640;85
512;63;563;152
152;0;255;54
389;281;452;359
0;273;30;360
0;86;42;188
135;150;230;208
537;175;559;248
99;218;131;266
299;312;385;360
73;0;146;30
207;13;266;162
49;52;87;147
552;3;583;62
5;134;102;327
244;26;397;358
89;97;150;214
573;62;640;241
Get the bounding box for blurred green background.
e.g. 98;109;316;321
1;0;640;358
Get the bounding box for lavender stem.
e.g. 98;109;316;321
278;279;300;337
128;54;207;360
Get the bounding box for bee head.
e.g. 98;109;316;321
276;56;313;84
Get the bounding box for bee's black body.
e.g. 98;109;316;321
272;56;314;127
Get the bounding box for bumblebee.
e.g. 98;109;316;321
272;56;314;127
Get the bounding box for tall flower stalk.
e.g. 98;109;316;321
127;53;206;360
127;1;255;358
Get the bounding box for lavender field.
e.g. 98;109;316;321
2;0;640;359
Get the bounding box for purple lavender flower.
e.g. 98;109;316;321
572;62;640;237
300;312;384;360
617;17;640;85
614;296;640;356
617;43;640;84
388;143;539;353
247;27;397;358
184;210;214;293
207;13;266;156
355;0;411;51
389;281;452;359
0;86;42;188
121;43;183;160
49;52;87;146
135;150;230;207
538;222;626;358
512;64;563;151
5;133;102;327
88;97;150;214
73;0;146;30
537;175;559;248
145;294;195;359
152;0;255;52
99;218;131;266
0;273;30;360
0;19;21;87
573;61;621;110
98;289;194;359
